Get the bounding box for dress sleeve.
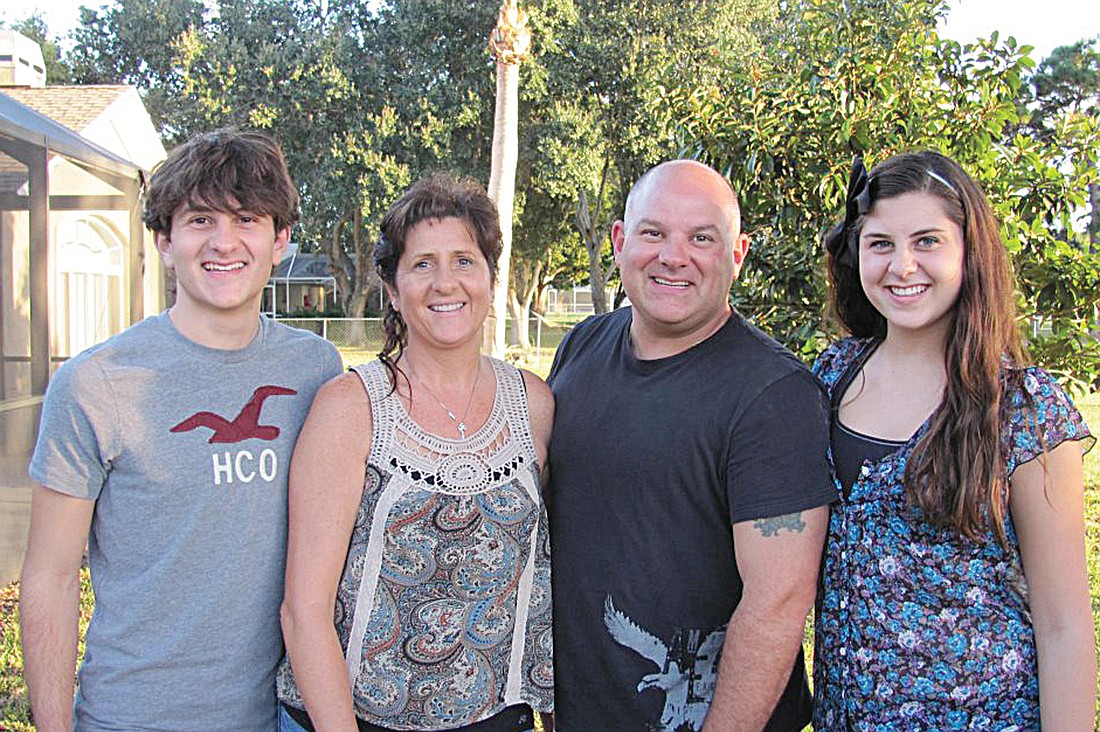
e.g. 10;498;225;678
811;343;840;380
1006;367;1094;474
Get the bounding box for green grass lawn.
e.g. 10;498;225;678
2;389;1098;728
1080;391;1100;711
1082;391;1100;489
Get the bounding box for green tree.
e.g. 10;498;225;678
55;0;770;340
347;0;589;340
673;0;1100;385
171;0;411;318
278;0;506;319
1029;38;1100;118
63;0;475;319
509;182;589;345
1024;38;1100;249
527;0;774;314
67;0;207;134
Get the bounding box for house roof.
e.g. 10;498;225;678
0;89;142;191
3;85;130;135
272;252;335;281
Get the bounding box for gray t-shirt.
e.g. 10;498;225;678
29;313;343;732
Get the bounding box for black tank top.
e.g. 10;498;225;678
831;420;905;493
828;340;905;494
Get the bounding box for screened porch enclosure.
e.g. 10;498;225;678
0;91;153;585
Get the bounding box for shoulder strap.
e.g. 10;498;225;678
491;358;537;460
351;360;396;460
829;340;880;413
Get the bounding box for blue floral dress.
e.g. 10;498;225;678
812;338;1093;731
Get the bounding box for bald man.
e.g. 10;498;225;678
547;160;836;731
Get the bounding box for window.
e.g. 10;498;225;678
54;216;124;357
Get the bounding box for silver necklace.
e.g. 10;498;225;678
409;360;482;439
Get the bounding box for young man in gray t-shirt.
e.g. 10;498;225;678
20;129;342;731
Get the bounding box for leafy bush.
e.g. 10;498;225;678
673;0;1100;385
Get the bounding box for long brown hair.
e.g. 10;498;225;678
826;151;1027;543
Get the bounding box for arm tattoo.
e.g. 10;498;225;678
753;512;806;537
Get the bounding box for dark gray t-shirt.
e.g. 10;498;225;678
547;308;836;732
29;313;342;732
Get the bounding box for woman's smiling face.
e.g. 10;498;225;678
388;216;492;352
858;191;965;340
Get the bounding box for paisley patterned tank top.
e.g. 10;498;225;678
277;357;553;729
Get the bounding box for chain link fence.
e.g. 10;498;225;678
277;318;387;351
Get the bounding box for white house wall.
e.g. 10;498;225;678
83;88;166;172
78;86;169;320
43;98;168;324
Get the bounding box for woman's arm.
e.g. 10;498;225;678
1010;439;1097;730
281;372;373;732
521;369;555;487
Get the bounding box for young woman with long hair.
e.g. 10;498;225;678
813;150;1095;729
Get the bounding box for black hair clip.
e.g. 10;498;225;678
824;156;872;268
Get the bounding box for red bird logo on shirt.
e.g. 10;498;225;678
170;385;298;443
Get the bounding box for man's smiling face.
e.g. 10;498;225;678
612;161;749;358
156;198;288;331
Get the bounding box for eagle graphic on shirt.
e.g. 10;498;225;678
170;385;297;443
604;595;724;732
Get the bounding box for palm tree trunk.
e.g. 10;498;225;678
485;61;520;358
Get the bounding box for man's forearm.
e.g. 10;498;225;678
20;569;81;732
700;598;808;732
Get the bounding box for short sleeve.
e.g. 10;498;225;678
28;357;115;499
547;323;579;386
1006;367;1094;474
726;370;837;524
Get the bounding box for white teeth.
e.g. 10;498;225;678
430;302;464;312
653;277;689;288
204;262;245;272
890;285;927;296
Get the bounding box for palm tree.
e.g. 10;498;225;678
483;0;531;358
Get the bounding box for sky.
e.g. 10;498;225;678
939;0;1099;60
3;0;1099;61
